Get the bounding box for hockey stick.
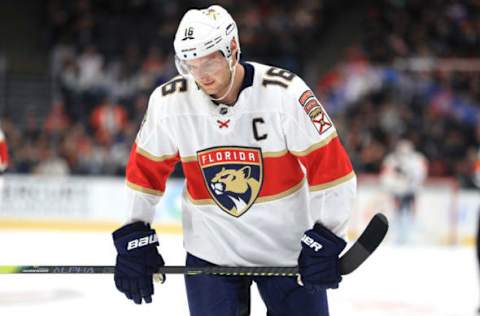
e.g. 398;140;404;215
0;213;388;277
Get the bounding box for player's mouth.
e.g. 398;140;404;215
202;80;215;87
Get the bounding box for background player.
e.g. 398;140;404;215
380;139;427;243
112;5;356;316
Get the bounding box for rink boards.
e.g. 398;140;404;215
0;174;478;245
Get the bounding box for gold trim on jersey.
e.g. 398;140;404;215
256;178;305;203
126;181;164;196
309;171;356;192
185;178;306;206
181;155;197;163
262;150;289;158
197;160;262;168
135;143;178;162
184;190;214;205
289;131;338;157
181;149;290;162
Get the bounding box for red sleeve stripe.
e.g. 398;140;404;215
181;151;305;201
126;143;179;195
294;136;354;187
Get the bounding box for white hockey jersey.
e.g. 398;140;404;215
125;62;356;266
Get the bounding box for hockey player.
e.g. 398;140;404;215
112;5;356;315
380;139;427;243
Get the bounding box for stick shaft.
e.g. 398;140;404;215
0;213;388;277
0;265;298;276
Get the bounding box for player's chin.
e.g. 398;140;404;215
202;84;220;95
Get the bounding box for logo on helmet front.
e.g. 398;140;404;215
204;8;219;20
197;147;263;217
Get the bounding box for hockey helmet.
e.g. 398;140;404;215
173;5;240;77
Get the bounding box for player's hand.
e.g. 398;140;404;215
297;222;346;292
112;221;165;304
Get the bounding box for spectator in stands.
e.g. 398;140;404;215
44;99;70;138
33;147;70;176
89;97;128;146
3;0;478;184
78;45;105;92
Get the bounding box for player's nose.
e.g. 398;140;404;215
194;71;212;82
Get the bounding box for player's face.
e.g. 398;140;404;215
184;51;231;96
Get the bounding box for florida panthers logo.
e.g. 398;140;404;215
197;147;263;217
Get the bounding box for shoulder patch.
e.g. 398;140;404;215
298;90;315;105
298;90;333;135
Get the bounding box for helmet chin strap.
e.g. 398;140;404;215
209;57;238;102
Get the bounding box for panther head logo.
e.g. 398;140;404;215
197;147;263;217
210;166;260;215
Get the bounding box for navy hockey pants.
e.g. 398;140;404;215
185;253;329;316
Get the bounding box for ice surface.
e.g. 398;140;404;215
0;231;477;316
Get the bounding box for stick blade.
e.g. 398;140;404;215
339;213;389;275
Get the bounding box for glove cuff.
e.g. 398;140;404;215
113;221;151;239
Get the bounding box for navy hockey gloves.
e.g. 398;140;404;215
298;223;347;292
113;221;165;304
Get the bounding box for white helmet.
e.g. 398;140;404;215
173;5;240;77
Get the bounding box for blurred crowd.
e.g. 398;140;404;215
0;0;479;188
1;0;326;176
317;0;480;188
